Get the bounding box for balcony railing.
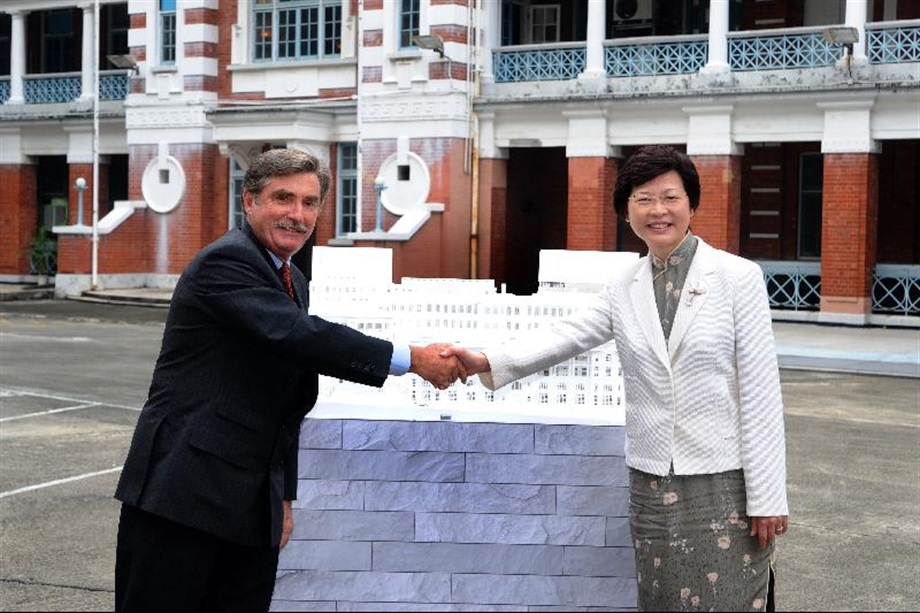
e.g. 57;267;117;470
866;20;920;64
873;264;920;315
100;73;130;100
760;261;822;311
4;71;130;104
493;42;585;82
727;26;839;70
759;261;920;316
605;34;707;76
493;20;920;84
23;73;81;103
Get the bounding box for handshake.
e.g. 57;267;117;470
408;343;491;390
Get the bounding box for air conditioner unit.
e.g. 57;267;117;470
612;0;653;23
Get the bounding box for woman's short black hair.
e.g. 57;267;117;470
613;145;701;217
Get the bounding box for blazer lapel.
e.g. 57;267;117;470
630;259;670;369
667;241;715;359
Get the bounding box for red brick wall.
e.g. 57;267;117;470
314;144;339;246
0;164;38;275
477;157;507;286
55;163;110;275
341;137;471;282
820;153;879;313
439;139;473;279
567;157;616;252
358;140;398;233
184;6;219;93
57;144;224;276
364;30;383;47
691;155;742;254
217;2;237;101
185;7;218;25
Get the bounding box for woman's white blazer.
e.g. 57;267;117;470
481;239;788;517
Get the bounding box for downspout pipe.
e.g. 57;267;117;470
468;0;480;279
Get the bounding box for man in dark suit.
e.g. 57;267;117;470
114;148;464;611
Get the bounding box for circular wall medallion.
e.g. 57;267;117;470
141;156;187;214
377;152;431;216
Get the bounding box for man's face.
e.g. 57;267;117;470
243;172;321;261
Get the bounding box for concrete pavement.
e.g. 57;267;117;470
2;281;918;378
1;286;918;611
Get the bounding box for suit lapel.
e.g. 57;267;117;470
630;260;670;369
667;241;715;359
291;265;309;310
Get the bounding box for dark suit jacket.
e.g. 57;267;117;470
115;223;393;547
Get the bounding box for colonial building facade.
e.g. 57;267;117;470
1;0;918;326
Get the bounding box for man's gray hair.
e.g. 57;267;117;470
242;149;332;204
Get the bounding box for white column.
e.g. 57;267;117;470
480;0;501;84
8;10;26;104
702;0;729;74
580;0;606;79
845;0;868;62
79;3;95;102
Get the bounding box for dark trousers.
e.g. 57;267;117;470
115;504;279;612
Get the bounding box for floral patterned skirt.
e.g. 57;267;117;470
629;467;775;612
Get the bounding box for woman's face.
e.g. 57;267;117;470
625;170;694;260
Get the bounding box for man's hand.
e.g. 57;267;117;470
439;345;491;377
280;499;293;550
410;343;467;389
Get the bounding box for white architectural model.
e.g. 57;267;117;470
309;247;639;425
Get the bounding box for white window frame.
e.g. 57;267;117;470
229;158;246;230
158;0;177;66
252;0;343;62
336;142;358;235
398;0;421;50
529;4;560;44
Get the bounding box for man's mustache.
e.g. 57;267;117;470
275;221;310;233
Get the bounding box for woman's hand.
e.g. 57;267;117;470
439;346;492;376
750;515;788;549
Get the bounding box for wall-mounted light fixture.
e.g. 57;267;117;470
107;54;139;75
411;34;445;58
821;26;859;82
822;26;859;47
412;34;455;80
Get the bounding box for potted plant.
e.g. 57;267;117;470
28;226;56;286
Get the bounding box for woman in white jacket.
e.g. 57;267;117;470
444;145;789;612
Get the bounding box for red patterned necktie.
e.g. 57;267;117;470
280;262;295;300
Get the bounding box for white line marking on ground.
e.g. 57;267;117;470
0;403;101;423
0;466;123;499
0;387;142;412
0;332;93;343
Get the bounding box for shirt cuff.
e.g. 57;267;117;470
389;343;411;375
